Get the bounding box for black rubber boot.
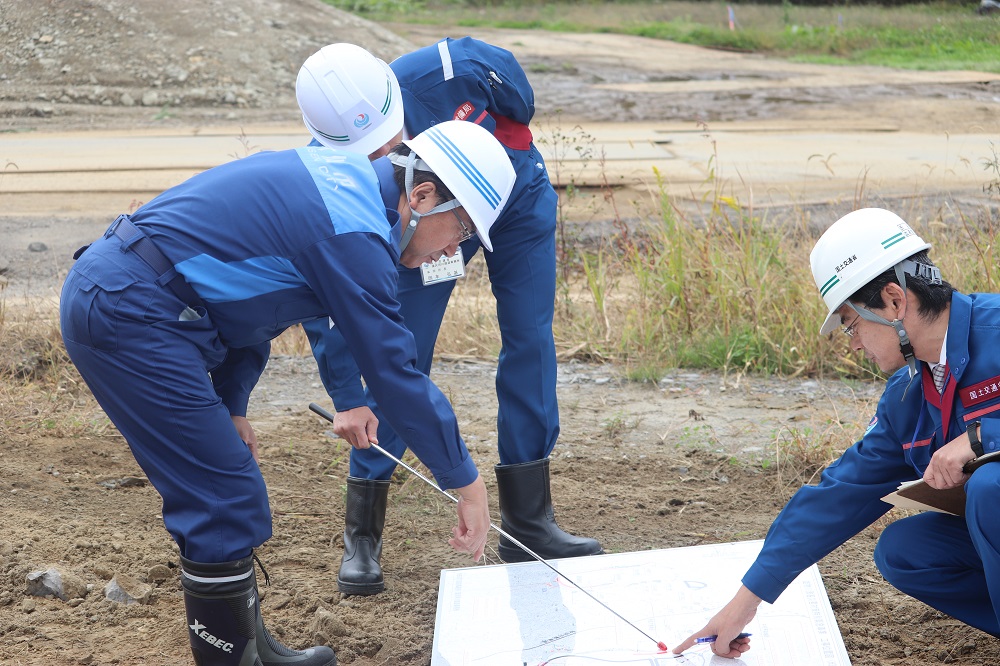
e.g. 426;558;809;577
495;458;604;563
337;477;390;596
180;554;337;666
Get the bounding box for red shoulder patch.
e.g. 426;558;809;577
454;101;475;121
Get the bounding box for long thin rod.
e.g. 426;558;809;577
308;402;666;651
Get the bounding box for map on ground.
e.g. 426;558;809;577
431;540;851;665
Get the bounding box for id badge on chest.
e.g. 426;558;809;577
419;246;465;286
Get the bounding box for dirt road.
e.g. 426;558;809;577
5;25;999;289
3;5;1000;665
3;24;998;280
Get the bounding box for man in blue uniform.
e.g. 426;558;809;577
60;119;514;666
674;208;1000;658
297;38;603;596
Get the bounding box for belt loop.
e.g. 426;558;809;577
104;214;128;239
106;215;204;308
114;217;144;252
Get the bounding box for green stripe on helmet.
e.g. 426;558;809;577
381;79;392;116
819;274;839;298
881;233;905;249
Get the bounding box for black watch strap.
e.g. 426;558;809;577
968;420;985;458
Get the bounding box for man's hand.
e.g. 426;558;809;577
333;406;379;449
231;415;259;462
924;431;974;489
673;585;759;658
449;475;490;561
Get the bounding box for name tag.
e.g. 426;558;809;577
420;246;465;286
961;374;1000;408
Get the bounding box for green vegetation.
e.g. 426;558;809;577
322;0;1000;72
432;127;1000;380
313;0;1000;380
3;149;997;393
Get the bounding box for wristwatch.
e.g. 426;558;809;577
967;420;984;458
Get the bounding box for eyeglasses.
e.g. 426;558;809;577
452;209;475;243
842;313;862;338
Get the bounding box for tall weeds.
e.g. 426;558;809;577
526;121;1000;382
555;176;831;379
5;134;999;392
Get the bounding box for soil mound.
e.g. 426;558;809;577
0;0;413;130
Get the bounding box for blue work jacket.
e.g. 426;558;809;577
106;146;476;490
310;37;541;411
392;36;535;140
744;292;1000;603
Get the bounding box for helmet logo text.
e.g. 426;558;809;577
834;254;858;273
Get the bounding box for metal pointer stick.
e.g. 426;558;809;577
308;402;667;652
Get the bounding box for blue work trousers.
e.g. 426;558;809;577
874;463;1000;637
351;145;560;479
59;234;271;562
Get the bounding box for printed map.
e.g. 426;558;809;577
432;540;851;665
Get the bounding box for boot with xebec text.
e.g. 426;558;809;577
180;554;336;666
337;477;390;596
495;458;604;563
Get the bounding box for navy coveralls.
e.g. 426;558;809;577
742;292;1000;636
306;37;561;479
60;147;477;563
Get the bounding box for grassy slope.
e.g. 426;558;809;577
327;0;1000;73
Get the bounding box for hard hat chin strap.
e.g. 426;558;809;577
892;320;920;392
849;260;939;397
388;152;460;252
849;301;919;385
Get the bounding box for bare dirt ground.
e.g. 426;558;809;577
2;2;1000;665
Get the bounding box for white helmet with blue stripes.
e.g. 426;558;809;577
296;43;404;157
401;120;515;252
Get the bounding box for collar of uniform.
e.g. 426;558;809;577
372;156;401;214
945;291;972;383
371;156;402;253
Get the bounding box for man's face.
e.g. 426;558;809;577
398;185;474;269
837;301;905;374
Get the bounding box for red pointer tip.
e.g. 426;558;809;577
657;642;668;652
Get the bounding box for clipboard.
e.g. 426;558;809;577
880;450;1000;517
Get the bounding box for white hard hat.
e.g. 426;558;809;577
296;43;404;156
810;208;931;335
402;120;515;251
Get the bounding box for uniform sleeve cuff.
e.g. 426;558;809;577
329;387;367;413
220;393;251;419
433;455;479;492
742;562;786;605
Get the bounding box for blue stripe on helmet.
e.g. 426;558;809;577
424;126;501;209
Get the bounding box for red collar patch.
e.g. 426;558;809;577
960;374;1000;408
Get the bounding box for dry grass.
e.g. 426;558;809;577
6;132;998;474
0;293;110;444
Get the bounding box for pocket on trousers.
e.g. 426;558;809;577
61;271;136;352
155;304;227;369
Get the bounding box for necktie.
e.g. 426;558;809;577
931;363;947;394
